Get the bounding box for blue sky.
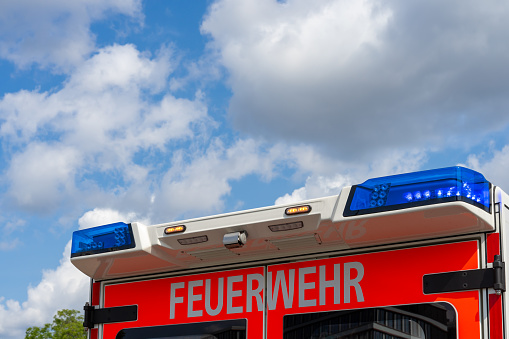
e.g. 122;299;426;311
2;0;509;337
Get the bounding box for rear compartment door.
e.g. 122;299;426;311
267;241;482;338
101;266;265;338
99;240;484;338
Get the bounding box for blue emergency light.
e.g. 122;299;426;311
343;166;491;216
70;222;135;257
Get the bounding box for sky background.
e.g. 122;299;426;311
1;0;509;337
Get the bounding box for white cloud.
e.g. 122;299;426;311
202;0;509;160
78;207;150;229
0;44;210;216
0;239;21;251
2;218;25;236
275;175;348;205
0;218;24;251
0;207;147;339
68;44;173;94
155;138;282;219
6;143;82;213
275;146;426;204
466;144;509;193
0;0;142;71
0;242;89;339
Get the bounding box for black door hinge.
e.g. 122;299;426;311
83;303;138;329
423;255;505;295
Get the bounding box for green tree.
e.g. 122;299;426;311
25;309;86;339
25;324;52;339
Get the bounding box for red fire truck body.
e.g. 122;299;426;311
71;167;507;338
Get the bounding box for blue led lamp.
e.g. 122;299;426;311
71;222;136;257
343;166;491;217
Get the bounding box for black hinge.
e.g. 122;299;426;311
423;255;506;294
83;303;138;329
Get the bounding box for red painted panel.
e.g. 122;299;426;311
100;241;482;339
102;266;264;339
489;293;503;339
266;241;481;338
487;233;501;263
92;282;100;306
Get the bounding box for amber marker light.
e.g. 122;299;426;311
164;225;186;235
285;205;312;216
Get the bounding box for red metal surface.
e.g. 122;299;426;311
102;266;265;338
489;293;503;339
99;241;482;338
487;233;501;263
266;241;481;338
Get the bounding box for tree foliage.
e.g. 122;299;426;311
25;309;86;339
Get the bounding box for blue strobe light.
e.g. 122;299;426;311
71;222;135;257
344;166;491;216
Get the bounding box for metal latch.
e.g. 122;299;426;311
83;303;138;329
423;255;505;295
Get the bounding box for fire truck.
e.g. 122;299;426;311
70;166;507;338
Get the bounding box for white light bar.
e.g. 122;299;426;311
70;167;497;281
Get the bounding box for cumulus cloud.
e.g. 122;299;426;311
0;0;142;71
6;143;82;213
79;207;150;229
155;138;282;220
0;239;21;251
275;174;349;205
0;218;24;251
0;242;89;339
202;0;509;161
0;208;147;339
466;144;509;193
0;43;210;215
275;146;426;204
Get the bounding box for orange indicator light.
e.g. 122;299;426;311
164;225;186;235
285;205;312;215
